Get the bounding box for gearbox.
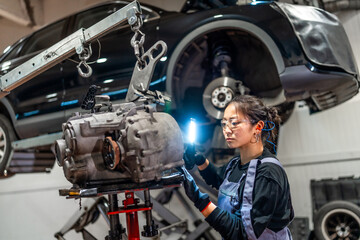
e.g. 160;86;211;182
55;100;184;187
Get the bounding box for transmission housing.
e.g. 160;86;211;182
55;101;184;187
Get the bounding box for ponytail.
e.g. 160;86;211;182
264;106;281;152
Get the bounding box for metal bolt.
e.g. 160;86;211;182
129;16;137;25
76;45;84;55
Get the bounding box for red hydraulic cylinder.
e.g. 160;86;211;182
126;211;140;240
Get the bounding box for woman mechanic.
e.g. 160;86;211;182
179;95;294;240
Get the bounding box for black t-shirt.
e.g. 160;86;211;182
199;148;293;240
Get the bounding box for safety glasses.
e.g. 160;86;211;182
220;119;251;130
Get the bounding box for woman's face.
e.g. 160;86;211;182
222;103;256;149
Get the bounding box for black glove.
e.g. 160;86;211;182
183;144;206;170
178;166;211;212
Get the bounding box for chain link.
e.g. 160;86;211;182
130;16;145;68
77;45;93;78
78;45;92;62
131;30;145;67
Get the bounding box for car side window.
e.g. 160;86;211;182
20;19;66;57
141;6;159;23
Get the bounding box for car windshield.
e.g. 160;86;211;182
1;41;23;62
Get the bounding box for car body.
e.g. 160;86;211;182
0;0;358;174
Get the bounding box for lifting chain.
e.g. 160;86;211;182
75;9;144;78
76;44;93;78
130;15;145;68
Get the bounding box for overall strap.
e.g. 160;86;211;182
260;157;282;168
242;158;280;209
224;156;240;178
242;157;294;240
241;157;280;240
241;159;259;240
241;159;258;209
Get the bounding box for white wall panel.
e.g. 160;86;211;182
278;94;360;165
337;10;360;72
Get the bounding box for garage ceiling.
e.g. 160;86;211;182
0;0;33;26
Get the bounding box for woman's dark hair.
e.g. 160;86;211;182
228;95;281;151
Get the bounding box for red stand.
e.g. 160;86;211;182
108;191;152;240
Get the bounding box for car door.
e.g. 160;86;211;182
4;19;68;139
61;3;160;119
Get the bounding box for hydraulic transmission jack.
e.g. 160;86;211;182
107;189;158;240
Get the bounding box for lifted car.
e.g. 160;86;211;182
0;0;358;175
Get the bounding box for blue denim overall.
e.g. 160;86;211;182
218;157;293;240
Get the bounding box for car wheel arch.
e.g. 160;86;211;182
165;19;286;104
0;98;19;137
0;113;16;174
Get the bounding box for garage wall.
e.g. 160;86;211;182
336;10;360;72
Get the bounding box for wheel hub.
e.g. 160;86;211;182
321;207;360;240
335;223;350;237
203;76;237;119
211;86;233;109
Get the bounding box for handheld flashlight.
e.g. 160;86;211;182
187;118;197;154
188;118;197;144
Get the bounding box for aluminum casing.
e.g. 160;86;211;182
55;102;184;187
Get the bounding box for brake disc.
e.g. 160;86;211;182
202;76;237;119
